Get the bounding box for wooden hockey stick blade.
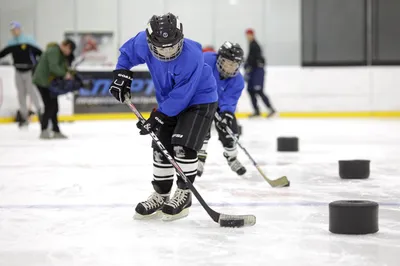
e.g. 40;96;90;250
270;176;290;187
213;112;290;187
256;166;290;187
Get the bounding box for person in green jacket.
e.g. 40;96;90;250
33;39;76;139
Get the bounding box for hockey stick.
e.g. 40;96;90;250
71;55;86;69
215;112;290;187
124;97;256;227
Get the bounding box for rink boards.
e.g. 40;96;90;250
1;65;400;122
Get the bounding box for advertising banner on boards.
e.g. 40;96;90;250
74;71;156;114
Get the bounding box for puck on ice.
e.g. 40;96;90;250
220;219;245;228
338;160;370;179
329;200;379;234
277;137;299;152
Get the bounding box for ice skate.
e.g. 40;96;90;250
18;119;29;129
162;188;192;221
53;132;68;139
39;130;52;139
134;192;169;220
224;153;247;176
267;109;276;118
249;112;260;118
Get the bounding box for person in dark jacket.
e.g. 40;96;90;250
32;39;76;139
0;22;43;127
244;28;276;118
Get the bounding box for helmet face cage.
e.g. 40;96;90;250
146;13;184;62
217;56;240;78
148;38;184;62
216;41;244;78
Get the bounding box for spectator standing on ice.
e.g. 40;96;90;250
0;21;43;127
244;28;276;118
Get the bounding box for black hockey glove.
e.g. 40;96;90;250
136;109;167;135
109;69;133;102
216;111;234;132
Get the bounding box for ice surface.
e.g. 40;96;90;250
0;118;400;266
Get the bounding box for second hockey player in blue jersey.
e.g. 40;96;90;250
108;13;218;221
197;41;247;177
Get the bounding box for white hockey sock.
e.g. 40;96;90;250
174;146;198;185
153;161;175;182
175;156;198;179
223;144;238;159
152;149;175;194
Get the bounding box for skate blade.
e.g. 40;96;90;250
161;208;189;222
133;210;163;220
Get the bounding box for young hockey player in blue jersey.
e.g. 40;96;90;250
197;42;247;177
108;13;218;221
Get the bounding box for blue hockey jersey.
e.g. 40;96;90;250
116;31;218;116
203;52;245;113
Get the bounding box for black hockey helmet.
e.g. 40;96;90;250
146;13;184;62
217;41;244;78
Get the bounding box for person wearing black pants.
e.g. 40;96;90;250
37;86;60;135
245;28;276;118
32;39;76;139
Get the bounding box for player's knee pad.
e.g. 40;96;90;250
153;147;170;164
173;145;198;176
152;140;173;155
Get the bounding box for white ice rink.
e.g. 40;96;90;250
1;118;400;266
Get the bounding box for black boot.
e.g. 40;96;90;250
134;192;170;220
162;188;192;221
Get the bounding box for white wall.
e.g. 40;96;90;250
265;0;301;65
0;0;36;47
35;0;74;48
236;66;400;113
0;0;301;65
119;0;165;48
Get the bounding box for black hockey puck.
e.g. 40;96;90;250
329;200;379;234
277;137;299;152
339;160;370;179
220;219;245;228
